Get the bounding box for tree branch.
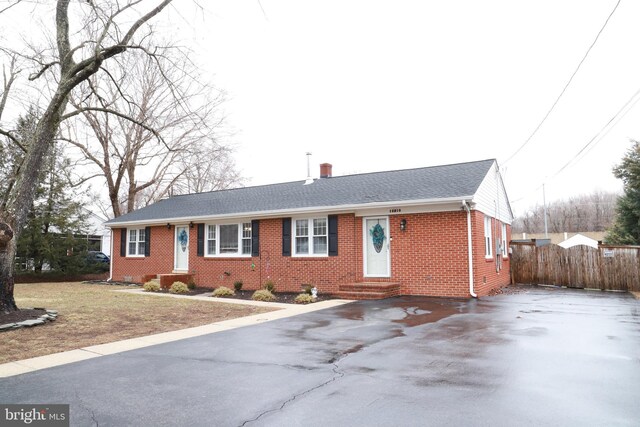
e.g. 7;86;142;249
0;0;23;15
28;60;59;81
0;128;26;153
119;0;173;46
61;107;171;151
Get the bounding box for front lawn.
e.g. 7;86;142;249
0;282;277;364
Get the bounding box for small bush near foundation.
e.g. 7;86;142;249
263;280;276;293
143;281;160;292
252;289;275;302
301;284;313;295
295;293;315;304
233;280;243;292
169;281;190;294
187;280;196;290
213;286;235;297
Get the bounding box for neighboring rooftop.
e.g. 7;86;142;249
106;159;496;226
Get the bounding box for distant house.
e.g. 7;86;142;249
105;159;513;299
84;210;111;254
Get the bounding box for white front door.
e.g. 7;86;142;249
175;225;189;271
364;217;390;277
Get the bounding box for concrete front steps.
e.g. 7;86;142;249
334;282;401;300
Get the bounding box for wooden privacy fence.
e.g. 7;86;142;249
510;242;640;292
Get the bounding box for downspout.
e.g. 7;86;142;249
108;228;113;282
462;200;477;298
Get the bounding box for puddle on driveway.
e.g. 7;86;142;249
331;296;470;328
390;298;468;327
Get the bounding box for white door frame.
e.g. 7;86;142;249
363;216;391;278
174;224;190;272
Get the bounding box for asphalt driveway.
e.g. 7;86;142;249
1;287;639;426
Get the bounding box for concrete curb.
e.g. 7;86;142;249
0;296;352;378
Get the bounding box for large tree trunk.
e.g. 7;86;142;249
0;223;17;313
0;111;63;312
0;0;173;312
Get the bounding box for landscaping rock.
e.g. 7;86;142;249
0;307;59;333
20;319;46;327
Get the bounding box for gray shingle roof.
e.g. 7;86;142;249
106;159;495;226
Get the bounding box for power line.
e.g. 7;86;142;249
503;0;622;165
510;85;640;205
552;86;640;178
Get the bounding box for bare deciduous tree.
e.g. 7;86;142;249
63;45;237;218
0;0;173;313
512;191;619;234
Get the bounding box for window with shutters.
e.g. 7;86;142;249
127;228;146;257
293;217;328;257
205;221;252;257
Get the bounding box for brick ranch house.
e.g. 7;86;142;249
105;159;513;299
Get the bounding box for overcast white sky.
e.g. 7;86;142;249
157;0;640;215
3;1;639;218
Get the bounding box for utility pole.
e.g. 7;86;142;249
543;183;549;238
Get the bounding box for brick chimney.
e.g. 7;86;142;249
320;163;333;178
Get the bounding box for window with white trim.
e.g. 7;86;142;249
207;225;216;255
501;223;508;258
242;223;252;255
127;228;145;256
205;222;252;256
484;216;492;258
220;224;239;254
294;217;328;256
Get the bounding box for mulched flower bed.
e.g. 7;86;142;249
152;287;335;304
211;290;335;304
86;281;334;304
0;308;46;324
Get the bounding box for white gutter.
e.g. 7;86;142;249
462;200;477;298
104;196;475;228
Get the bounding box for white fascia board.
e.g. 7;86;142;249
104;196;475;228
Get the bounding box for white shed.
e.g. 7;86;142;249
558;233;599;249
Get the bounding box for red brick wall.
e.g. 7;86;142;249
111;210;511;297
183;216;358;294
381;213;471;297
112;226;175;283
471;211;511;296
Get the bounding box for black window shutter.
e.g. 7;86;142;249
144;226;151;257
282;218;291;256
197;223;204;257
328;215;338;256
120;228;127;257
251;220;260;257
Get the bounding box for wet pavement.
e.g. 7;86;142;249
1;287;639;426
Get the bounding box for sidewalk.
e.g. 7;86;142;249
0;291;352;378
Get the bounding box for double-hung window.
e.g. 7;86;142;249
484;216;492;259
127;228;146;257
294;217;328;256
206;222;252;256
